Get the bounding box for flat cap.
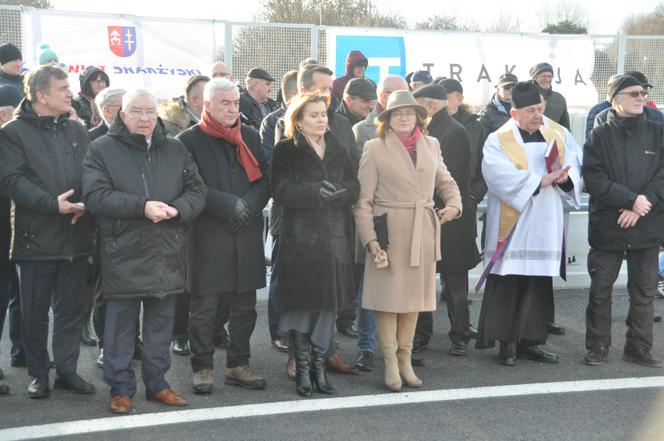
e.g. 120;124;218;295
412;83;447;101
440;78;463;94
344;78;377;100
247;68;274;82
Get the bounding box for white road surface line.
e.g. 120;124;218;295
1;376;663;440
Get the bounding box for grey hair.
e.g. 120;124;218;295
121;88;157;111
423;97;447;108
95;87;126;111
204;77;238;101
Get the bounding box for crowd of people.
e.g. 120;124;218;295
0;42;663;413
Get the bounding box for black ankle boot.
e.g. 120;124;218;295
292;332;312;397
311;345;335;395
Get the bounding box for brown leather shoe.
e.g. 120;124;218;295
326;353;359;375
286;356;296;380
149;389;187;406
110;395;132;414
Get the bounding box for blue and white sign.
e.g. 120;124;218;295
334;35;406;84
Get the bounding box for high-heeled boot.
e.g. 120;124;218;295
292;331;312;397
396;312;422;388
311;344;335;395
375;311;402;392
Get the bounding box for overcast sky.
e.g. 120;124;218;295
52;0;657;34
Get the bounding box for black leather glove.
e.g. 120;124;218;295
319;180;337;199
233;198;251;228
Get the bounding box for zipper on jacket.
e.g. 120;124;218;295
140;168;150;198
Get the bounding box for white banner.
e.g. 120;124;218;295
21;11;215;99
326;27;598;108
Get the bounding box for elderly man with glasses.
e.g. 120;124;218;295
82;88;207;413
583;75;664;368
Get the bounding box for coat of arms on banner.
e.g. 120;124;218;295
107;26;137;57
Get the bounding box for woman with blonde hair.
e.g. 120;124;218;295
353;90;462;391
270;92;359;397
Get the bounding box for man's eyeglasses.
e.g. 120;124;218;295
126;109;158;118
616;90;648;98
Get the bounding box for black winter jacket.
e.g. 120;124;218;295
177;124;269;296
478;94;511;133
271;131;359;313
583;110;664;250
0;99;92;261
82;118;207;299
239;92;279;131
453;106;489;202
428;110;481;273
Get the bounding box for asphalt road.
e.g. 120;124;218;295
0;211;661;441
1;284;664;441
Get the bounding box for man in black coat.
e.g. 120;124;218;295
239;68;279;130
80;87;127;354
583;75;664;368
413;84;481;356
478;73;517;133
178;78;270;394
0;85;25;385
0;66;94;399
83;88;206;413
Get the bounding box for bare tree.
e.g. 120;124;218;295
484;10;521;33
0;0;52;7
415;14;478;31
537;0;589;32
621;1;664;35
257;0;406;28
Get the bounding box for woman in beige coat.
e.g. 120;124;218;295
353;90;462;391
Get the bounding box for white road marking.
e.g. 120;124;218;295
1;376;663;440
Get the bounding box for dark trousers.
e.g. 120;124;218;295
103;295;176;398
267;235;280;340
415;271;470;344
190;290;257;371
586;247;657;352
81;261;96;324
92;266;141;349
443;271;471;343
0;266;23;362
172;291;190;340
17;257;87;377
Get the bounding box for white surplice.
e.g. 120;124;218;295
481;119;583;277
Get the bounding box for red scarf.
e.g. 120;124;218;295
80;93;101;127
198;109;263;183
394;126;421;166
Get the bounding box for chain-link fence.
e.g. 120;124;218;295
1;5;662;105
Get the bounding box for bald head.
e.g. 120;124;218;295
378;75;409;108
211;62;233;81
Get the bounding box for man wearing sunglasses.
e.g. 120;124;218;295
591;71;664;135
583;75;664;368
479;73;518;133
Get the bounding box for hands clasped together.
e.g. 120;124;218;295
144;200;179;223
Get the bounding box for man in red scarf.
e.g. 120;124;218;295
177;78;270;395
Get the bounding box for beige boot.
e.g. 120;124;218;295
397;312;422;388
375;311;402;392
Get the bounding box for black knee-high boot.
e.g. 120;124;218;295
292;331;312;397
311;344;335;395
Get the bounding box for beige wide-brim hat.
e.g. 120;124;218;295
377;90;428;122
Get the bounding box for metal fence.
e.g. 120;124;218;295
1;5;663;105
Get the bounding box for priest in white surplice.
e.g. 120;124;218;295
475;81;582;366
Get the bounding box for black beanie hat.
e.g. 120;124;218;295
529;62;553;80
511;81;542;109
608;75;643;100
0;43;22;65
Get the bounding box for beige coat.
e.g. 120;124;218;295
353;132;462;313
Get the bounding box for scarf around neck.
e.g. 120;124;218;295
198;109;263;183
394;125;421;165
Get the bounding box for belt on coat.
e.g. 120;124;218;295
374;199;440;267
